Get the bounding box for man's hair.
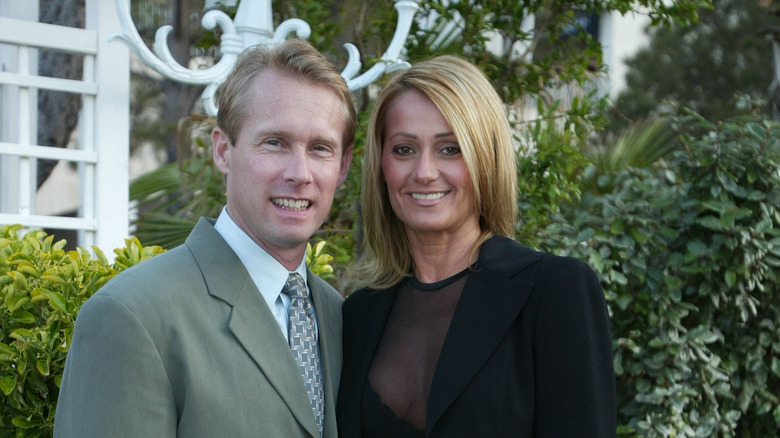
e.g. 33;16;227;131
216;38;356;149
353;55;517;289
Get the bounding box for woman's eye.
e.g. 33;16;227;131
442;144;461;155
392;145;414;155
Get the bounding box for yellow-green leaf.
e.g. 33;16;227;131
6;295;30;312
11;310;35;324
36;358;50;376
8;270;28;289
0;375;17;396
17;264;41;278
42;234;54;253
12;415;41;429
0;342;15;355
45;292;68;312
10;329;34;343
41;274;67;285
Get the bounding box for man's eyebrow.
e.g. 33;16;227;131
250;130;339;145
312;135;340;145
249;129;285;141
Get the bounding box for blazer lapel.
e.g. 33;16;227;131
185;218;319;437
426;235;541;432
308;273;341;393
308;272;342;437
342;286;398;430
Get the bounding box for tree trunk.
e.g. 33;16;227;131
160;0;204;163
36;0;84;188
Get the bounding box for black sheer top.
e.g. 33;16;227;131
360;269;469;436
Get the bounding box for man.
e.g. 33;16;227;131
54;38;355;437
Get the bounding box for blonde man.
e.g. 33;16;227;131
55;39;354;438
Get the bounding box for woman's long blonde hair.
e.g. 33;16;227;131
352;55;517;290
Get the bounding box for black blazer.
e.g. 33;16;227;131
337;235;616;437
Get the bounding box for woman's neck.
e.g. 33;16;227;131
406;226;482;283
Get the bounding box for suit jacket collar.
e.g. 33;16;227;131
184;218;325;437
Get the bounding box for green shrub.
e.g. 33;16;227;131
0;225;164;438
536;104;780;436
515;98;596;247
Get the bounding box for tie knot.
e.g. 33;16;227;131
283;272;307;300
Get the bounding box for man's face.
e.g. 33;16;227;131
213;69;353;269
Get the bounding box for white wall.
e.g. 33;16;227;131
601;10;651;99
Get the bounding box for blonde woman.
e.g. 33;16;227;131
337;56;616;437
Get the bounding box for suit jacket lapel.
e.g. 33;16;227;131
426;235;541;432
308;272;341;393
185;218;319;437
343;286;398;429
308;271;342;437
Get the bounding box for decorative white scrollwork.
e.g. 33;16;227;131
111;0;420;117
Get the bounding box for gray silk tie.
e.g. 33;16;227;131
283;273;324;435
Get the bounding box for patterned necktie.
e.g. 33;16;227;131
282;272;324;435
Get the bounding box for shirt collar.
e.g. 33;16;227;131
214;208;308;310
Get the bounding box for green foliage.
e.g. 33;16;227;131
0;225;164;438
515;95;602;247
130;116;224;249
582;118;680;196
536;102;780;436
403;0;709;103
589;119;678;174
306;241;335;281
609;0;774;133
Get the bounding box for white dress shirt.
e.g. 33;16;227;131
213;208;310;342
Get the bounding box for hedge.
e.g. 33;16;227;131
0;227;165;437
535;109;780;436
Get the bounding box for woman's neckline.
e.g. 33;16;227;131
410;266;470;291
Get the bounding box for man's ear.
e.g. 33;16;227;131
212;127;231;175
338;143;354;186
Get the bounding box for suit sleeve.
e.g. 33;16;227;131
533;257;616;437
53;294;176;437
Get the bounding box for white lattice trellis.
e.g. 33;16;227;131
0;0;129;255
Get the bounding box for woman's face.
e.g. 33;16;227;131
381;90;480;240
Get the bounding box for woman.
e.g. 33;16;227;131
337;55;616;437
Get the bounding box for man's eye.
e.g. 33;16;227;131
265;138;282;146
312;144;336;156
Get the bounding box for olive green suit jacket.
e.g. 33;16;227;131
54;218;343;437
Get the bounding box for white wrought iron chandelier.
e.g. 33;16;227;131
111;0;420;116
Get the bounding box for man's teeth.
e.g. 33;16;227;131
411;192;446;200
273;199;310;210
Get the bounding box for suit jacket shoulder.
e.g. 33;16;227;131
56;218;338;438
